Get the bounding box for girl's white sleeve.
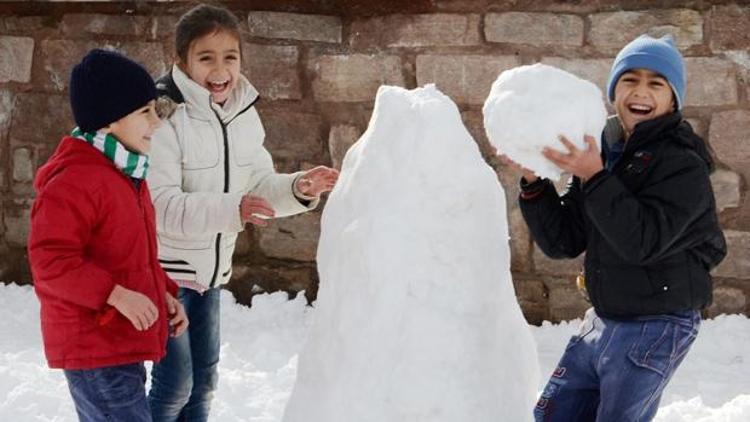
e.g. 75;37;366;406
244;145;319;218
147;122;244;236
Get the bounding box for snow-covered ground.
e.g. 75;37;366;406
1;284;748;421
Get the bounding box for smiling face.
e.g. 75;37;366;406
613;68;676;139
105;100;160;154
181;29;241;105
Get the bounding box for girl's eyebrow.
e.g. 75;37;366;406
195;48;239;55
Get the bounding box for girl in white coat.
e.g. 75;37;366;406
146;4;338;421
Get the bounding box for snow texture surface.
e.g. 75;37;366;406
283;84;539;422
483;63;608;180
0;285;748;421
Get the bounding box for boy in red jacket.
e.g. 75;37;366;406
28;49;188;422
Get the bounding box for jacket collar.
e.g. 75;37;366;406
603;112;682;149
164;64;259;122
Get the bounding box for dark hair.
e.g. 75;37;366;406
175;3;242;64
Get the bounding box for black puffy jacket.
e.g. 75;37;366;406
519;112;727;318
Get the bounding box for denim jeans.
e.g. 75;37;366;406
64;362;151;422
534;307;700;422
148;287;221;422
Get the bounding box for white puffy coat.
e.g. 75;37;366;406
148;65;317;288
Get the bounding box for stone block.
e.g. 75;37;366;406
0;89;12;135
416;54;520;105
242;44;301;100
710;168;741;213
0;36;34;83
38;40;167;91
256;108;324;162
310;54;405;102
0;16;47;34
512;277;549;325
350;14;480;48
9;93;73;150
685;58;738;107
706;285;747;317
12;148;34;183
713;230;750;279
151;15;179;40
328;124;361;169
226;264;316;305
708;5;750;52
4;199;31;247
709;110;750;166
485;12;583;47
61;13;150;37
533;243;584;276
589;9;703;52
544;277;590;322
247;11;342;43
540;57;612;96
257;212;321;262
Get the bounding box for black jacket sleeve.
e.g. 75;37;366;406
519;176;587;259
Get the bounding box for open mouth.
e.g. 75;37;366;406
207;80;230;93
627;103;653;115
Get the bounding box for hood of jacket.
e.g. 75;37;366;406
34;136;115;194
155;64;259;123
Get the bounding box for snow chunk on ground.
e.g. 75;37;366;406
283;84;539;422
0;284;748;421
483;63;607;180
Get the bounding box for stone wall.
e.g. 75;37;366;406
0;1;748;324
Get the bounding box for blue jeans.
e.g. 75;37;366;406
148;288;221;422
64;362;151;422
534;307;700;422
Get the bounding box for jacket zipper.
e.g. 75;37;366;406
207;96;259;288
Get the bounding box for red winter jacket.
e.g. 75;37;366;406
28;136;178;369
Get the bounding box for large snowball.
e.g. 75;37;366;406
483;63;608;180
283;84;539;422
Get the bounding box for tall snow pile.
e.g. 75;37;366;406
483;63;608;180
283;84;539;422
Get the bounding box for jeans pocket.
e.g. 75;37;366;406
627;320;677;377
93;364;147;408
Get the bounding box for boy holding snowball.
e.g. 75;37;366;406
514;35;726;421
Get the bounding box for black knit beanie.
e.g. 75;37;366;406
69;49;157;132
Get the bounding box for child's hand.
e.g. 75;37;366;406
240;194;275;227
296;166;339;198
490;146;538;183
106;284;159;331
165;292;188;337
542;135;603;182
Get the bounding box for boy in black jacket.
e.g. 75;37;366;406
518;35;726;421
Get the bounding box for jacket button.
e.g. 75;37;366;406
662;285;669;291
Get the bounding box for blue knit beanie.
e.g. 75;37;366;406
606;34;686;110
70;49;157;133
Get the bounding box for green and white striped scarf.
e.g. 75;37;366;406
71;127;149;179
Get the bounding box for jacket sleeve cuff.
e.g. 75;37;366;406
292;173;319;205
519;177;551;200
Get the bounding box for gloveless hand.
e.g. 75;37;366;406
542;135;603;181
296;166;340;198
